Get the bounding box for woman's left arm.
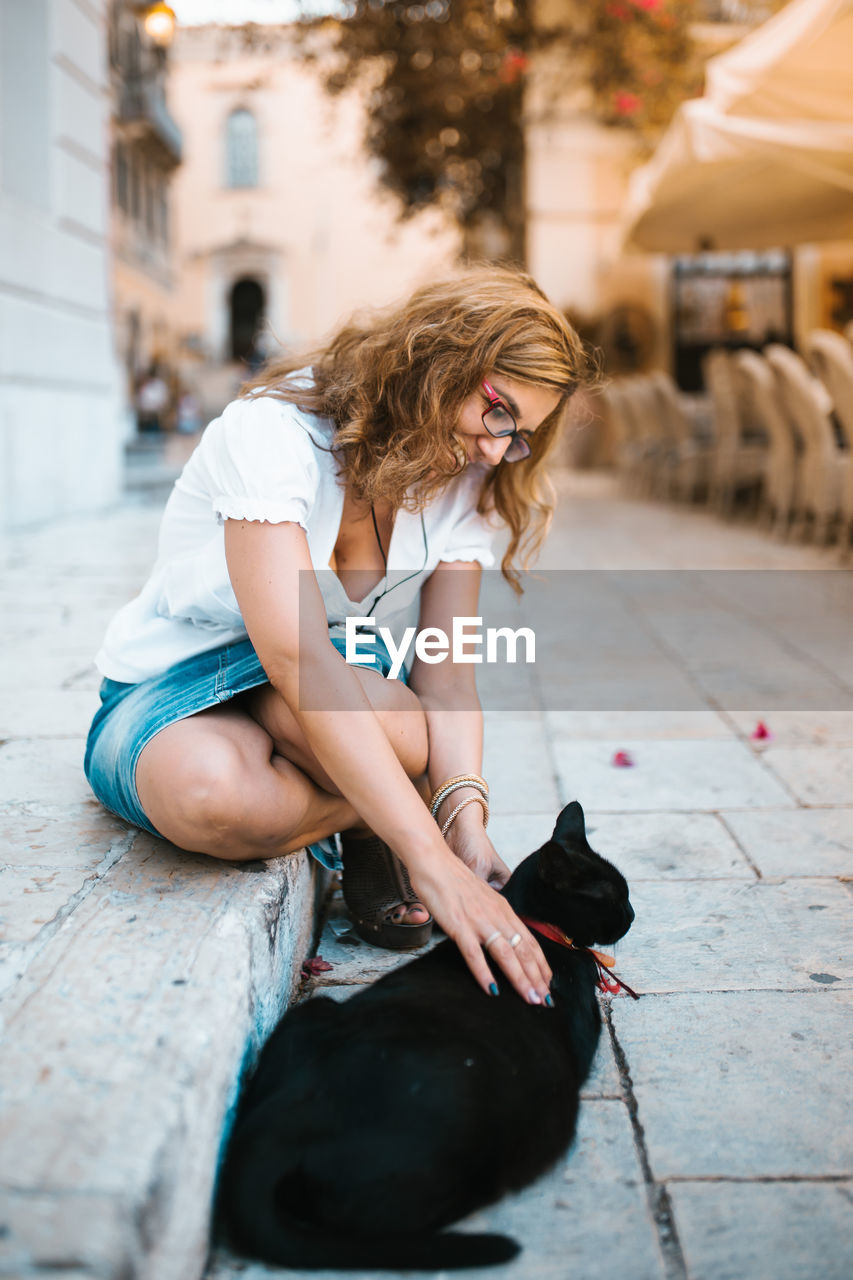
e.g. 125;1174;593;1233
407;560;510;890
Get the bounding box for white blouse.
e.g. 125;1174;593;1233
96;389;498;683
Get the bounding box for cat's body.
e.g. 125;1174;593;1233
218;802;635;1270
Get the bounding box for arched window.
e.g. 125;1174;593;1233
225;108;258;189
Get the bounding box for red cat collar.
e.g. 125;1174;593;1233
519;916;640;1000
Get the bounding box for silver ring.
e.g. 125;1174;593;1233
509;932;522;949
483;930;502;949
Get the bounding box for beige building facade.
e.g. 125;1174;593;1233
0;0;124;532
159;9;852;427
167;24;461;421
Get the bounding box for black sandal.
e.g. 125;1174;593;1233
340;832;433;950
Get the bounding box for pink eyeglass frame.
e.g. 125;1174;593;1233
480;380;531;460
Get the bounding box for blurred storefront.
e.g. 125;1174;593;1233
622;0;853;387
108;1;183;431
528;0;852;390
0;0;124;531
166;23;461;422
672;249;793;391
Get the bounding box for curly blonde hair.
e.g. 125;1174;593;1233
241;265;599;591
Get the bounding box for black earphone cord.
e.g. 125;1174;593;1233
367;503;428;617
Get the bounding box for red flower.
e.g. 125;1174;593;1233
612;749;635;768
614;91;643;116
499;48;528;85
751;721;772;741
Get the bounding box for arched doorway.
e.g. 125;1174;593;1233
229;277;265;362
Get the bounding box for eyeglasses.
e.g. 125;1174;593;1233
481;380;532;462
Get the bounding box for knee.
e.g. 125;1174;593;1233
167;744;269;856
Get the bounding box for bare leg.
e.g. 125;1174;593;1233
242;670;430;924
135;668;430;922
241;667;428;797
136;701;357;860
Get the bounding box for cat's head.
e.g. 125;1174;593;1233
511;801;634;948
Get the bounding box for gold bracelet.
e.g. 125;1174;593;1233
429;773;489;812
440;793;489;837
429;773;489;818
431;779;489;821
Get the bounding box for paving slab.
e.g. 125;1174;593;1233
5;472;852;1280
532;668;709;713
726;709;853;747
611;990;853;1179
668;1180;853;1280
0;1190;137;1280
615;878;853;993
546;709;734;739
0;687;101;738
486;812;566;871
486;809;755;880
0;651;101;694
482;716;561;814
635;607;851;713
720;807;853;877
205;1099;664;1280
759;745;853;806
311;910;436;988
552;738;795;811
0;738;93;809
0;831;324;1280
0;812;135;997
582;810;755;880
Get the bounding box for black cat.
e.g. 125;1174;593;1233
217;800;635;1270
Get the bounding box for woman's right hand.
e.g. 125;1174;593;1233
409;849;553;1006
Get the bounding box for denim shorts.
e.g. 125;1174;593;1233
84;633;406;869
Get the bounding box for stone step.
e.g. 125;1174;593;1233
0;835;326;1280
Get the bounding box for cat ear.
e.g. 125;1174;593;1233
551;801;588;849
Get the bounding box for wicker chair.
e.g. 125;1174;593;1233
703;348;767;516
647;370;714;503
765;344;849;544
732;349;800;537
625;375;681;498
597;384;649;493
805;330;853;557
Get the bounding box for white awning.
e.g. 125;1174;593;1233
706;0;853;121
623;0;853;252
624;98;853;252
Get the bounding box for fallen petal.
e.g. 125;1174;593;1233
751;720;772;741
612;749;634;768
301;956;334;976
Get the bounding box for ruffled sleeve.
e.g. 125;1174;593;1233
439;470;499;568
206;394;323;528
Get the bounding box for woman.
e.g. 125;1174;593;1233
85;265;595;1006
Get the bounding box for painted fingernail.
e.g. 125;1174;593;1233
545;994;554;1008
528;989;542;1005
489;982;499;996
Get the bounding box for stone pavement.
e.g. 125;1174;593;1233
1;467;852;1279
0;475;325;1280
210;472;852;1280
